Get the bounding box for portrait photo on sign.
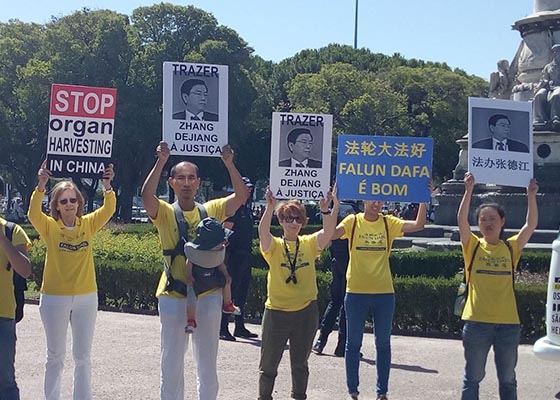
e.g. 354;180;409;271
470;107;530;153
171;75;219;121
278;126;324;168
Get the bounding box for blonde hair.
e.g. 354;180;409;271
49;181;85;220
275;199;307;227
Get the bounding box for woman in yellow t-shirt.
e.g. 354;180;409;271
457;172;538;400
27;162;116;400
333;199;428;400
257;186;338;400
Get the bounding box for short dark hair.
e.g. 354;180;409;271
286;128;312;146
488;114;510;128
170;161;199;178
180;79;208;97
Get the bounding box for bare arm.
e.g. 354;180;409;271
102;163;114;191
402;179;432;234
141;141;169;220
457;172;475;248
516;178;539;251
332;222;346;240
0;231;31;278
37;160;51;192
402;202;427;233
258;187;276;253
222;145;248;217
28;163;51;233
316;186;339;250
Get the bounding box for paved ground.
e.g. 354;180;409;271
15;304;560;399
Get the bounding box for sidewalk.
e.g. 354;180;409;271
15;305;560;399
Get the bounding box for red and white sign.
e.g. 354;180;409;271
47;84;117;178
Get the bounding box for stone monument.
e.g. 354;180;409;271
434;0;560;229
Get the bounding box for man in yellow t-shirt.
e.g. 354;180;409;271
141;141;247;400
0;218;31;399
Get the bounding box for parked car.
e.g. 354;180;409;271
131;206;149;223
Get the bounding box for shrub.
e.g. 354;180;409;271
27;229;548;339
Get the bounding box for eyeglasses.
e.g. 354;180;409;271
59;198;78;205
282;216;302;224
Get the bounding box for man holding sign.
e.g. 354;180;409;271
141;141;247;400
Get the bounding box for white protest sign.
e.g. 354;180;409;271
163;62;228;157
468;97;533;187
269;112;333;200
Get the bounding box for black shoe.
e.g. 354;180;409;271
233;328;258;338
219;330;236;341
334;345;344;357
312;342;324;355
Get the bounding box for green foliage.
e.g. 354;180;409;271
392;277;546;339
27;229;547;339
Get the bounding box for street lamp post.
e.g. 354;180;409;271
354;0;359;49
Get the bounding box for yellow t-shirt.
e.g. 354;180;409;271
260;234;319;311
340;213;404;294
461;232;521;324
28;188;116;295
151;198;228;298
0;218;31;319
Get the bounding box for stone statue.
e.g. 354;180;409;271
489;60;512;99
533;44;560;131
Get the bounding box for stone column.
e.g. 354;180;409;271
535;0;560;13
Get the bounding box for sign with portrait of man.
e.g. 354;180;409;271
468;97;533;187
162;61;228;157
269;112;333;200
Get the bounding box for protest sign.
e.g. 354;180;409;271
336;134;433;203
269;112;332;200
162;62;228;157
468;97;533;187
47;84;117;178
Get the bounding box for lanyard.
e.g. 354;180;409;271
282;237;300;284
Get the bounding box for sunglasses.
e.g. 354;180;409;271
282;216;302;224
59;198;78;205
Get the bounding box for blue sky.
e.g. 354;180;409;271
2;1;534;80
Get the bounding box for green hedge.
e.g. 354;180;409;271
27;229;548;339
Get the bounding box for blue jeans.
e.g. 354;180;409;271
461;321;520;400
0;317;20;400
345;293;395;396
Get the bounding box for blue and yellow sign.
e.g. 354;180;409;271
336;134;433;203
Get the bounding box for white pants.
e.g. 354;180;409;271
39;292;98;400
159;291;222;400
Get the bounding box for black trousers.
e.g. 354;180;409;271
317;256;348;347
221;249;252;331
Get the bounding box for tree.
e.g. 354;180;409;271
0;20;49;208
382;66;487;179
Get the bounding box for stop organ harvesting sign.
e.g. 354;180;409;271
46;83;117;178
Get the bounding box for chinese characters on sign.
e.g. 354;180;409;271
336;134;433;203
